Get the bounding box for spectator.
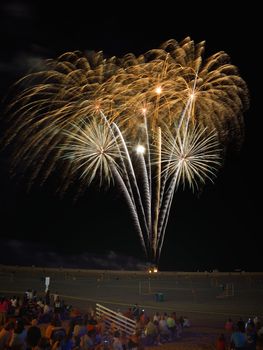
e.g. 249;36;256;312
183;317;190;328
54;297;62;317
166;314;176;340
112;331;122;350
225;318;234;332
45;320;62;342
237;318;246;333
45;291;51;306
158;315;170;342
246;323;257;350
245;318;255;330
0;297;9;326
127;331;140;350
144;319;158;346
0;321;15;350
153;312;160;323
53;293;59;304
230;325;247;349
215;334;226;350
253;316;260;327
80;330;94;350
224;317;234;345
26;319;41;349
175;320;183;339
38;337;51;350
10;319;27;350
123;308;133;320
132;304;140;319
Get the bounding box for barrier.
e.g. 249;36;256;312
96;303;136;335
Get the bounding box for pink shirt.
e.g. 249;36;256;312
0;300;9;313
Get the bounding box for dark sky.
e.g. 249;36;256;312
0;1;260;271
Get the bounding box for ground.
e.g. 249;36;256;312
1;266;263;348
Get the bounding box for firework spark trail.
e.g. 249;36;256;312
2;37;249;264
60;118;220;263
143;113;152;232
156;120;191;259
156;126;221;260
153;127;162;259
135;150;151;237
157;69;200;205
158;95;193;210
157;165;181;261
112;123;150;241
111;166;148;257
99;112;135;200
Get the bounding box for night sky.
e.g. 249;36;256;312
0;1;260;271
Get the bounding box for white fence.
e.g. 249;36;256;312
96;303;136;335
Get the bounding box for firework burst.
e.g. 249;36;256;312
161;125;221;190
3;37;249;263
61;118;123;186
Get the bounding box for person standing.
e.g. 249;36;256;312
230;325;247;349
215;334;226;350
0;297;9;326
45;290;51;306
132;304;140;319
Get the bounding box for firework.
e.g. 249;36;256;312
3;37;249;263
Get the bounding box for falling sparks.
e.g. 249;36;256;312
3;37;249;263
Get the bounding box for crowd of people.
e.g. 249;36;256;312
1;290;263;350
0;290;191;350
215;316;263;350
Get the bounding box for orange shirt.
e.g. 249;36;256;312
45;325;55;339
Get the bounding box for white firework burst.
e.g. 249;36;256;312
61;118;122;186
161;124;221;190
